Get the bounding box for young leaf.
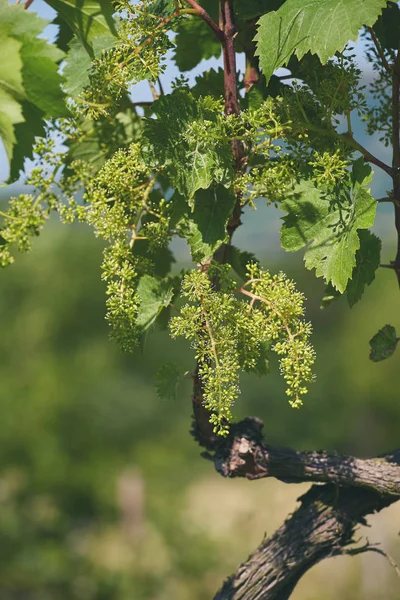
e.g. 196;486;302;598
142;91;234;201
347;230;381;307
136;275;173;331
190;186;236;253
281;165;377;292
155;362;185;401
43;0;117;56
255;0;387;83
173;186;236;262
369;325;398;362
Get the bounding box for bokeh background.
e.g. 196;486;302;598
0;1;399;598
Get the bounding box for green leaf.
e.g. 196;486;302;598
225;246;259;280
191;68;224;99
236;0;284;21
191;186;236;252
63;37;92;97
281;163;377;292
255;0;387;83
174;0;220;71
173;185;236;262
136;275;173;331
0;35;24;164
21;38;67;117
43;0;117;56
369;325;398;362
10;102;46;182
155;362;185;401
373;1;400;50
53;15;74;52
142;91;234;201
151;0;176;17
64;33;116;97
0;0;67;178
347;230;381;307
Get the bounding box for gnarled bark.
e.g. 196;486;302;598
214;483;397;600
191;402;400;600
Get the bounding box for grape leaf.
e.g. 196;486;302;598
43;0;117;56
225;246;259;280
10;102;45;182
191;68;224;99
155;362;184;401
151;0;177;17
20;38;66;117
53;14;74;52
63;37;92;96
236;0;284;21
281;163;377;292
64;33;116;97
0;34;24;164
142;91;234;201
0;0;67;179
136;275;173;331
347;230;381;307
369;325;398;362
170;186;236;261
173;0;220;72
373;1;400;50
255;0;387;83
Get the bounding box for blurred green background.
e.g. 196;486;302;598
0;198;398;600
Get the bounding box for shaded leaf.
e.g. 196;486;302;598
373;1;400;50
191;68;224;99
136;275;173;331
173;0;220;72
155;362;185;401
225;246;259;280
347;230;381;307
53;14;74;52
369;325;398;362
10;102;46;182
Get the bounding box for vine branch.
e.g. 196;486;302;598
184;0;225;42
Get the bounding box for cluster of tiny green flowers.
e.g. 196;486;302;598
309;149;349;192
236;155;299;207
0;136;66;266
170;264;315;435
82;1;173;117
101;240;140;352
169;269;243;436
242;264;315;408
0;195;47;266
